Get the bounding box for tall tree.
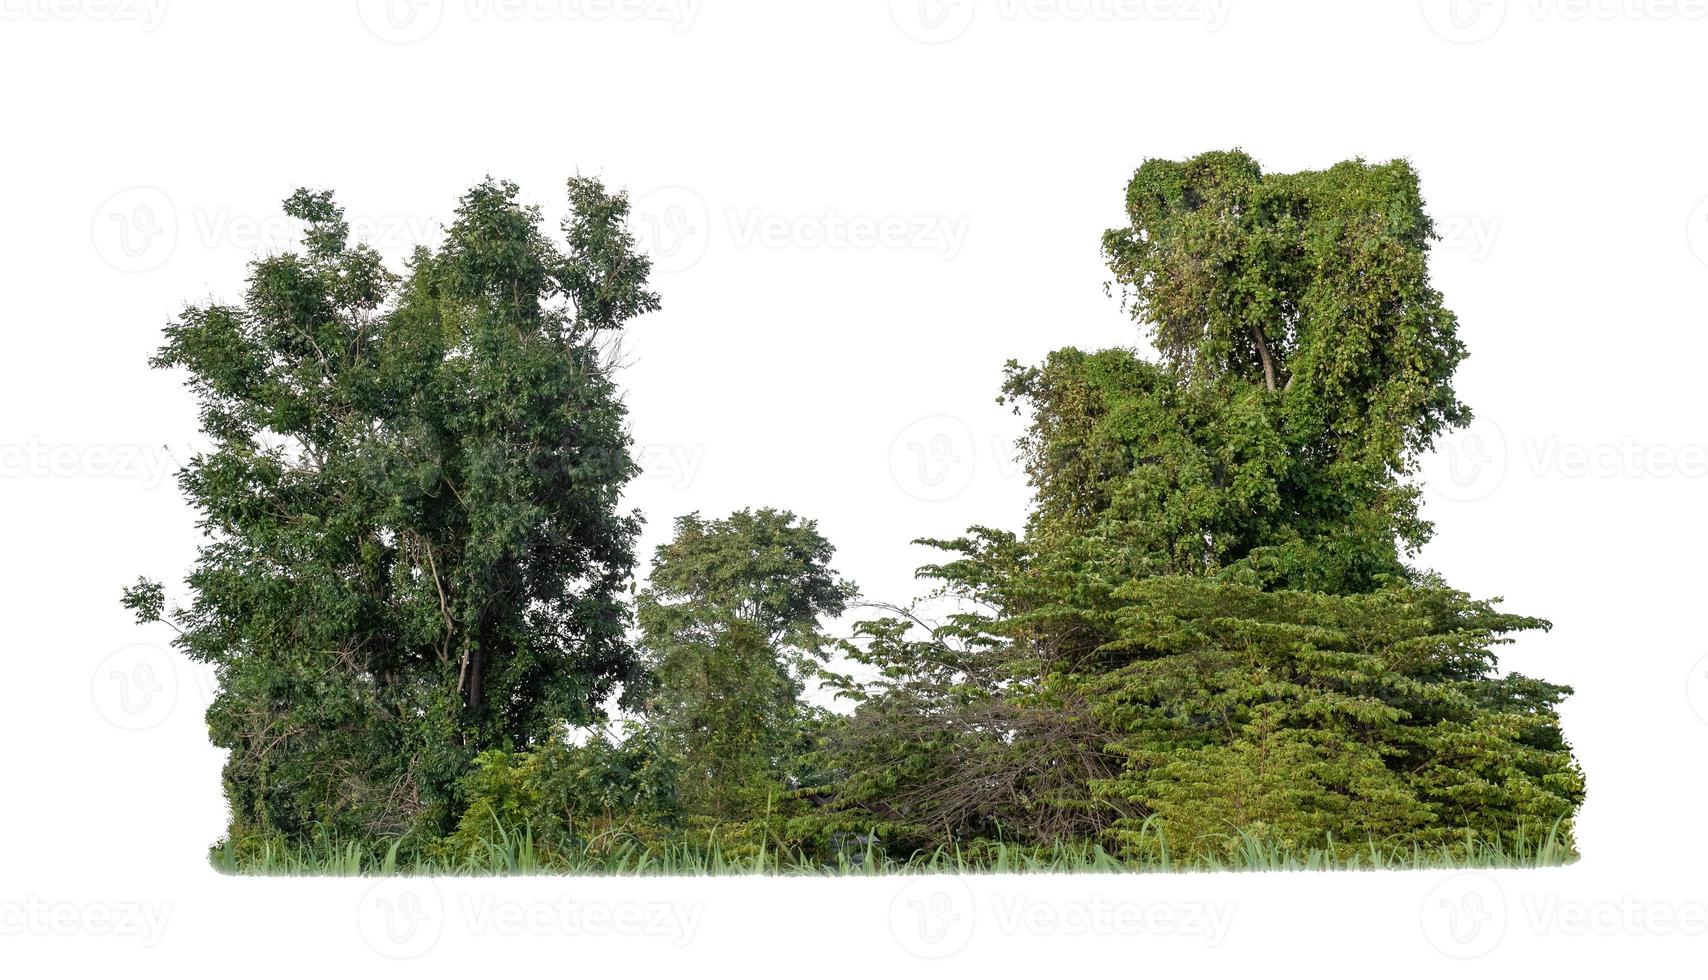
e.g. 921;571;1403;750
822;150;1582;860
126;177;658;844
636;509;854;821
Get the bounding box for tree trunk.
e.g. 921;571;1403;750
1250;326;1277;392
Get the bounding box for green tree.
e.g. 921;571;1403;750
823;150;1582;860
1091;577;1581;859
636;509;855;822
125;176;658;845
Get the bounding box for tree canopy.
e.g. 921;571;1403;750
131;154;1583;870
818;150;1583;861
637;509;854;822
128;176;657;843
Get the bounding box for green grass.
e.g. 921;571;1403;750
211;821;1577;876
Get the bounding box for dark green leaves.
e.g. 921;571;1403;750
141;176;657;846
636;509;854;822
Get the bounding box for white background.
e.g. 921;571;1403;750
3;0;1706;974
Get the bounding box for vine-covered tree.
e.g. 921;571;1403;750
821;150;1583;860
125;177;659;846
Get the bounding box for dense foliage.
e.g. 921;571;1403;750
635;509;854;824
127;177;656;846
132;154;1583;872
812;150;1582;862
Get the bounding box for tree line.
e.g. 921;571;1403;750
126;150;1584;867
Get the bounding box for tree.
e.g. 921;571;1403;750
822;150;1582;860
636;509;855;822
126;176;658;845
1092;577;1581;859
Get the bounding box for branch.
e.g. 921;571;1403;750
1249;326;1277;392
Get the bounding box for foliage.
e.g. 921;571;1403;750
636;509;855;822
813;529;1131;851
1093;577;1582;860
443;729;681;860
815;149;1583;863
130;177;656;843
138;152;1584;874
211;819;1577;876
